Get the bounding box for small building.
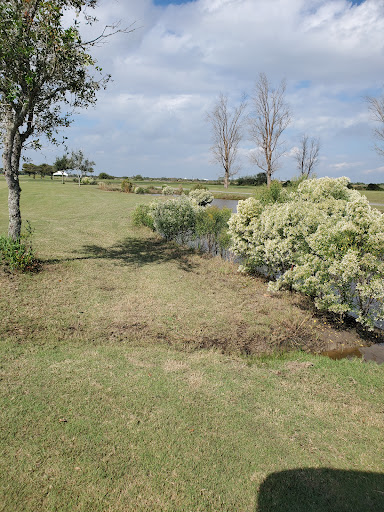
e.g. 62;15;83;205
53;171;69;177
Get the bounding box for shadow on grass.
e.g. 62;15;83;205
257;468;384;512
45;236;198;272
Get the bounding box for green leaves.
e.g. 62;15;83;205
0;0;104;140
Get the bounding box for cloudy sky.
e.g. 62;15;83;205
36;0;384;181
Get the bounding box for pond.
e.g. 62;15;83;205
212;198;239;212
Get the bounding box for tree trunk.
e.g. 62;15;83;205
3;118;22;240
224;169;229;189
266;171;272;188
5;171;22;239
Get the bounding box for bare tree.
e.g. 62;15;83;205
207;93;247;189
367;94;384;157
248;73;291;187
294;135;320;178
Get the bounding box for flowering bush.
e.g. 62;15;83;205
81;176;97;185
188;189;214;206
162;186;175;195
228;177;384;328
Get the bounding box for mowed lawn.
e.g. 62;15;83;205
0;177;383;512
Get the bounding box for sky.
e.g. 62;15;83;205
27;0;384;181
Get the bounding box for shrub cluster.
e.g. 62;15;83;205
236;173;267;186
228;177;384;329
133;197;231;254
81;176;97;185
121;179;134;193
98;172;115;180
151;197;197;243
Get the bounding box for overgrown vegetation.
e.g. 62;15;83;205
229;177;384;329
0;222;38;272
134;195;230;255
121;178;134;193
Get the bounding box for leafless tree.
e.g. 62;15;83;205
248;73;291;187
294;135;320;178
207;93;247;189
367;94;384;157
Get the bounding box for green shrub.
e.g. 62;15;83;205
237;173;267;186
190;183;208;191
134;186;145;194
175;184;184;195
229;177;384;329
121;179;134;193
258;180;286;205
132;204;155;230
144;186;160;194
195;206;232;254
366;183;382;191
98;172;115;180
151;198;197;242
0;223;38;272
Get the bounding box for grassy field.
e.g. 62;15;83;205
0;177;383;511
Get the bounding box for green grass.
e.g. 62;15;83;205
0;178;383;511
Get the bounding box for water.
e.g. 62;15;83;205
212;198;238;212
322;344;384;364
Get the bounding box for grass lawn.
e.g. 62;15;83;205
0;178;383;511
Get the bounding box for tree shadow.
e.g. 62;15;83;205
55;236;199;272
256;468;384;512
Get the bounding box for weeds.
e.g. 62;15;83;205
0;221;39;272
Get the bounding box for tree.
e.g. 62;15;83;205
98;172;114;179
0;0;133;239
22;162;38;179
248;73;291;187
294;135;320;178
367;93;384;157
54;154;72;184
69;149;95;186
207;93;247;189
36;163;54;179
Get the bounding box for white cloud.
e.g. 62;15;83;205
329;161;363;169
363;165;384;175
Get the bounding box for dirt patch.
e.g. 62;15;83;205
284;361;315;371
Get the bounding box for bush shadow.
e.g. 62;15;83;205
257;468;384;512
75;236;198;272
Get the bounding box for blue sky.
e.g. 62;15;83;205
25;0;384;182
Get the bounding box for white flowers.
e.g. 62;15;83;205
228;177;384;329
188;189;214;206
